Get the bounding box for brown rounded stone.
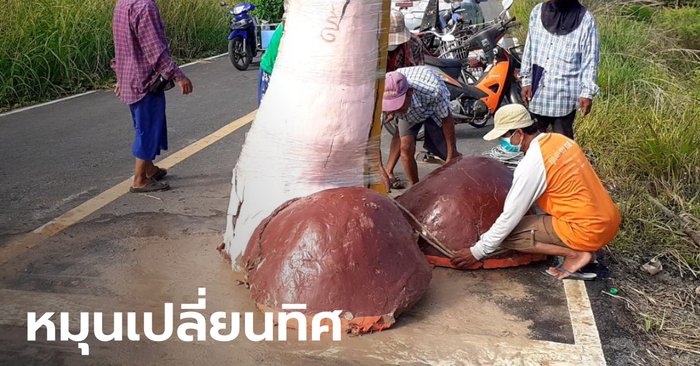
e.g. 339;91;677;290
242;187;432;331
397;156;547;268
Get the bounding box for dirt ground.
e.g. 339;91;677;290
3;199;691;365
585;253;700;366
1;101;694;365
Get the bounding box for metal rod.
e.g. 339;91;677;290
390;197;455;258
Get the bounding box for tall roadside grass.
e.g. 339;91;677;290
511;0;699;264
0;0;227;111
511;0;699;361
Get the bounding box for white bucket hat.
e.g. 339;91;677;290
483;104;535;141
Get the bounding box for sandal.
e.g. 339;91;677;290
389;176;406;190
129;180;170;193
544;266;597;281
147;167;167;181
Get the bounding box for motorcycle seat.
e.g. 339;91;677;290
425;55;463;70
425;56;462;81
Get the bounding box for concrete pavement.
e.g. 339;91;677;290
0;57;607;366
0;1;620;364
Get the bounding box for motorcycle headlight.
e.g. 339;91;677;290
233;4;246;15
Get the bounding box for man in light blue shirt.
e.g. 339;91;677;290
519;0;599;139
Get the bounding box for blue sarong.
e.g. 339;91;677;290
129;92;168;161
258;69;271;106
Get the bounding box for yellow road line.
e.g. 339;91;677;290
0;110;256;266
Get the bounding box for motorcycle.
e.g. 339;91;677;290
424;3;523;128
384;0;520;143
221;2;259;71
417;0;485;55
439;0;485;33
395;0;478;32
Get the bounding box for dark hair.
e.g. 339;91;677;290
508;124;539;136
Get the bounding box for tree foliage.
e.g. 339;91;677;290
251;0;284;22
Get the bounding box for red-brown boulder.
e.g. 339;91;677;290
242;187;432;334
397;156;547;269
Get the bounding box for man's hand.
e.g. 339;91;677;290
578;97;592;117
178;77;193;95
450;248;480;269
521;86;532;107
114;83;120;97
384;113;396;126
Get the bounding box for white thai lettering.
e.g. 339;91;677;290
278;304;308;341
209;312;240;342
311;310;343;341
244;311;274;341
93;312;123;342
177;312;207;341
126;312;140;341
27;312;55;341
59;312;90;343
143;303;174;342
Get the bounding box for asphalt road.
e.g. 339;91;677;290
0;1;647;365
0;57;257;239
0;0;504;242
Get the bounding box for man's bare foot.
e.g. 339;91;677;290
549;251;593;279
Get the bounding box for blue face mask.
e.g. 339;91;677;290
500;134;522;153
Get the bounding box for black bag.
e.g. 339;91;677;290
532;64;544;96
149;74;175;94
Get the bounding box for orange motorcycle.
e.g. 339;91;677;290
425;13;523;128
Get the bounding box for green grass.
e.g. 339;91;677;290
0;0;227;111
250;0;285;22
656;7;700;49
511;1;700;359
511;0;700;267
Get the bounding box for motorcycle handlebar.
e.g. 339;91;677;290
421;22;459;41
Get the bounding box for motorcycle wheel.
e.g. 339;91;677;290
507;82;524;105
468;118;489;128
229;37;251;71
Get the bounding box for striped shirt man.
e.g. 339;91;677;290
520;3;599;117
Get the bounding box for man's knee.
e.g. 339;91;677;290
400;138;415;158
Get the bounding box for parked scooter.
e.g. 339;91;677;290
418;0;485;55
221;2;259;71
425;5;523;128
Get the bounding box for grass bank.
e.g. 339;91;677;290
511;0;699;362
0;0;227;111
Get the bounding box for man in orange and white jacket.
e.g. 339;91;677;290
451;104;621;280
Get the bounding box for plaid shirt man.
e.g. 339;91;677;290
112;0;184;105
520;3;599;117
388;35;427;72
396;66;451;126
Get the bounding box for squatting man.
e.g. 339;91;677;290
451;104;621;280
